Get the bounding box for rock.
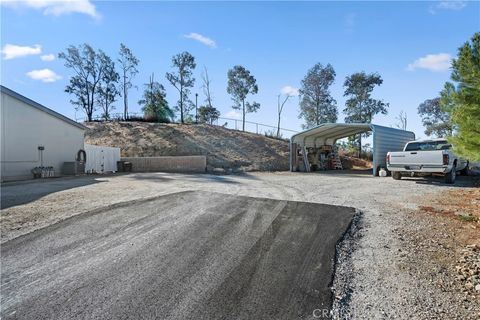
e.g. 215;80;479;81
475;284;480;292
211;167;226;174
465;282;474;290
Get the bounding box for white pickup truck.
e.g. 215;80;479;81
386;139;468;184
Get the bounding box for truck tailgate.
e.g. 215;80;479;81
389;150;444;166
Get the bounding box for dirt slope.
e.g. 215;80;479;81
84;122;289;171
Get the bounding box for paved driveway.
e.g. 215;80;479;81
1;190;355;320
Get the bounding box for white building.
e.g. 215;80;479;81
1;85;86;181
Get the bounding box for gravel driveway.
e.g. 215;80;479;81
1;171;477;319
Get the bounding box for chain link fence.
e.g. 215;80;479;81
77;113;298;139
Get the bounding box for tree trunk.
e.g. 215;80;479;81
124;90;128;120
87;107;93;122
358;134;362;159
242;100;246;131
123;73;128;120
180;86;184;124
277;112;281;137
105;97;110;120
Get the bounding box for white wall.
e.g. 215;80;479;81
1;92;85;181
85;144;120;173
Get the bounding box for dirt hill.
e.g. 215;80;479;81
84;122;290;172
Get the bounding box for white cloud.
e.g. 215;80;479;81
281;86;299;96
429;1;467;14
225;110;241;119
437;0;467;10
40;54;55;61
26;69;62;82
1;44;41;60
184;33;217;48
407;53;452;72
1;0;100;19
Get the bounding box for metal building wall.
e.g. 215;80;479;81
371;125;415;175
1;90;85;181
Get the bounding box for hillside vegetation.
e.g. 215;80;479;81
84;122;290;172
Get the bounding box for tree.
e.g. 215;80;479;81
394;110;408;130
166;51;196;123
276;90;296;137
138;73;173;123
298;63;337;129
201;66;214;109
97;54;120;120
443;32;480;161
343;71;389;155
227;65;259;131
198;105;220;124
59;44;109;122
118;43;139;120
417;97;452;137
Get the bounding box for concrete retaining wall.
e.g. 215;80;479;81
121;156;206;173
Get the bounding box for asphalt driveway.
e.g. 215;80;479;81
1;190;355;320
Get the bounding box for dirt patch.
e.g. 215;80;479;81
340;155;372;170
412;182;480;308
84;122;289;172
418;187;480;223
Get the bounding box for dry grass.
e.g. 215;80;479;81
340;155;373;170
417;185;480;246
84;122;289;171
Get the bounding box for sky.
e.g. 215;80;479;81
1;0;479;139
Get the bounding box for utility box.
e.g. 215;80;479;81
62;161;85;175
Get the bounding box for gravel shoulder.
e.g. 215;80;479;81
1;171;478;319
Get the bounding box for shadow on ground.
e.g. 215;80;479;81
401;175;477;188
1;177;103;210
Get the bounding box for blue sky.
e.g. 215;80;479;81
1;0;479;138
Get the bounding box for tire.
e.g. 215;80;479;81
445;166;456;184
460;162;469;176
392;172;402;180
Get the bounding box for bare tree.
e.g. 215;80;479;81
276;92;295;137
395;110;408;130
201;66;213;108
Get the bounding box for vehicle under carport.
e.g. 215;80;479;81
290;123;415;176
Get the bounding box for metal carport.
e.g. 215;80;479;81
290;123;415;176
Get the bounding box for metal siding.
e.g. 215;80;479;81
372;125;415;175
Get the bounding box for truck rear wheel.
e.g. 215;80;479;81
445;166;456;184
392;172;402;180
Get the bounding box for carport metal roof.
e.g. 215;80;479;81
290;123;415;175
291;123;372;147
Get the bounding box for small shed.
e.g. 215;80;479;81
1;85;87;181
290;123;415;176
85;144;121;173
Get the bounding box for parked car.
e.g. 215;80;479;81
386;139;468;184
